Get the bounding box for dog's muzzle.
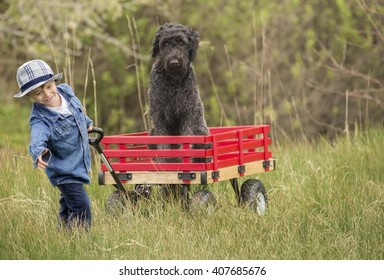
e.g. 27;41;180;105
163;51;188;77
166;57;184;72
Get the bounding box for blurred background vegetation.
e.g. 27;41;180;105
1;0;383;144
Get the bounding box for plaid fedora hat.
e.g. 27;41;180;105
14;59;63;98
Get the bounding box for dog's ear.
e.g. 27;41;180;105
152;26;163;58
188;28;200;62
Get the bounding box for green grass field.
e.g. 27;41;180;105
0;106;383;259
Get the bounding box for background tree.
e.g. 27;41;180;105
1;0;383;142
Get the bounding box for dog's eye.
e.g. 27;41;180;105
176;39;185;45
161;41;170;47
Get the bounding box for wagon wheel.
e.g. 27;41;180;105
241;179;268;215
189;189;217;213
106;185;152;214
105;190;131;215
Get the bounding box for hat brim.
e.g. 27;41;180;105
14;73;63;98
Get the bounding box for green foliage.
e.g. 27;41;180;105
0;102;30;149
1;0;384;139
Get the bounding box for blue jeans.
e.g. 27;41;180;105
56;183;92;230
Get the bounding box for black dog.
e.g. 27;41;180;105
148;23;210;163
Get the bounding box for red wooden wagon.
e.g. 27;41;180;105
89;125;275;215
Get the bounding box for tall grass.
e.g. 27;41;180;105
1;126;383;260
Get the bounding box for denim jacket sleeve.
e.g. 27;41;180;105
29;117;52;169
85;115;93;129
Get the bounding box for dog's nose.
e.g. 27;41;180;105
169;58;180;68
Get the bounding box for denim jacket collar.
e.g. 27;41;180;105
33;103;62;122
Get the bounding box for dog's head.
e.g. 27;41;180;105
152;23;199;77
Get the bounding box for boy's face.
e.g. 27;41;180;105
28;81;60;107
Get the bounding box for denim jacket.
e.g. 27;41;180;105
29;83;93;186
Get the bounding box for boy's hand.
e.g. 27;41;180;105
87;125;93;132
37;149;49;169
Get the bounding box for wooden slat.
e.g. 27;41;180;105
102;171;205;185
101;159;275;186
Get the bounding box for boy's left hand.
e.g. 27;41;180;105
37;149;49;169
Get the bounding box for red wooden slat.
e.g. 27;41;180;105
103;149;208;158
101;162;207;172
102;135;210;145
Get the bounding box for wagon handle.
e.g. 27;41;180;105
88;127;127;192
88;127;104;150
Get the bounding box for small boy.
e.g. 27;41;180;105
15;59;93;230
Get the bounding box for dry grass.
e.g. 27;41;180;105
1;126;383;260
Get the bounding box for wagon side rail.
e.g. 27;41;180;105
98;125;274;185
209;125;273;182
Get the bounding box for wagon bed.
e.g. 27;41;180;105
97;125;275;186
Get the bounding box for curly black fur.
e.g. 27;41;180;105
148;23;210;162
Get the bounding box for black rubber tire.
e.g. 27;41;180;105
189;189;217;212
241;179;268;215
105;190;130;215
